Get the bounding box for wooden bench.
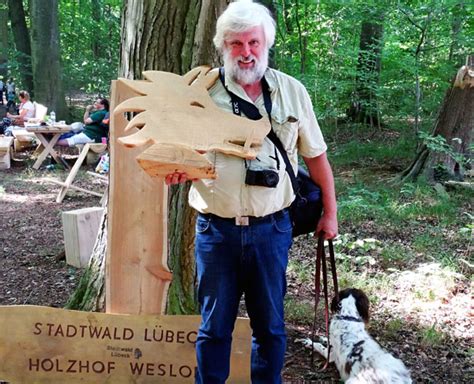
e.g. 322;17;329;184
48;143;108;203
12;129;37;152
0;136;14;169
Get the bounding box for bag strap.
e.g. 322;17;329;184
218;68;299;194
311;235;338;368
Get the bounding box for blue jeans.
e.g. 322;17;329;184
194;210;293;384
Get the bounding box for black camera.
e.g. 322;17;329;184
245;169;279;188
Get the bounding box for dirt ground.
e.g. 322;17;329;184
0;159;472;383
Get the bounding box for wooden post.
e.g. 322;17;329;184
0;136;13;169
106;80;172;315
62;207;104;268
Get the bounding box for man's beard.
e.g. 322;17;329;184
223;49;268;85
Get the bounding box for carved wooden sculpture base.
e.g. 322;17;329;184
108;66;270;314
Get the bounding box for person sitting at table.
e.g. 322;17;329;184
6;90;34;126
57;98;109;146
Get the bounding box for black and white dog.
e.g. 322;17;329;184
301;288;412;384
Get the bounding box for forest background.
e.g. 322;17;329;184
0;0;472;382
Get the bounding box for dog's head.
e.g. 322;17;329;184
330;288;370;323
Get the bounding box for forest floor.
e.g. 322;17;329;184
0;146;472;383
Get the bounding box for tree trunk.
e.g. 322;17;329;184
121;0;224;315
448;1;465;66
7;0;33;93
0;0;8;80
91;0;102;59
68;0;225;313
30;0;68;118
294;0;307;74
347;10;384;128
400;56;473;183
66;208;107;311
259;0;276;68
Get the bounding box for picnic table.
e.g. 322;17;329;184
51;142;108;203
25;123;72;170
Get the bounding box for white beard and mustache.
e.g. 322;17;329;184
223;48;268;85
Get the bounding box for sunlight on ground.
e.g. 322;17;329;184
332;235;472;341
1;192;58;202
0;176;62;203
384;263;472;339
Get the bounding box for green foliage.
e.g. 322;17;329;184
384;318;405;339
274;0;473;128
288;259;313;284
419;324;446;347
380;243;409;264
330;135;414;168
284;297;313;325
458;214;473;243
337;176;466;228
332;147;472;271
4;49;32;83
59;0;121;96
419;131;470;169
337;184;387;223
65;267;95;310
5;0;471;124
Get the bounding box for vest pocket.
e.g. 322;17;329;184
272;114;298;153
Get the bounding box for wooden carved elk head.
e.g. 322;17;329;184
115;66;270;179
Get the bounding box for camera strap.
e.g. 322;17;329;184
218;68;299;193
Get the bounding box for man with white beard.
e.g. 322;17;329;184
166;1;337;383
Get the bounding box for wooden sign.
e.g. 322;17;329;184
0;306;251;383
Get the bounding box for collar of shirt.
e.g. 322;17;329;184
222;68;277;106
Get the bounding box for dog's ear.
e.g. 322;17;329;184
331;288;351;313
330;295;340;313
353;289;370;323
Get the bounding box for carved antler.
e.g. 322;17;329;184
114;66;270;179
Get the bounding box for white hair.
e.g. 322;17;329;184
213;0;276;53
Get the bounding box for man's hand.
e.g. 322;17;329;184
315;212;338;240
164;172;198;185
303;154;338;240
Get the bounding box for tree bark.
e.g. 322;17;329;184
259;0;276;67
30;0;68;117
120;0;224;315
347;10;384;128
400;56;473;183
7;0;33;93
66;209;107;311
448;1;465;66
68;0;225;313
91;0;102;59
0;0;8;80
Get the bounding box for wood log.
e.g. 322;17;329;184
0;136;13;169
62;207;105;268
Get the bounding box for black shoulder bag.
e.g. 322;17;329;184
218;69;322;237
